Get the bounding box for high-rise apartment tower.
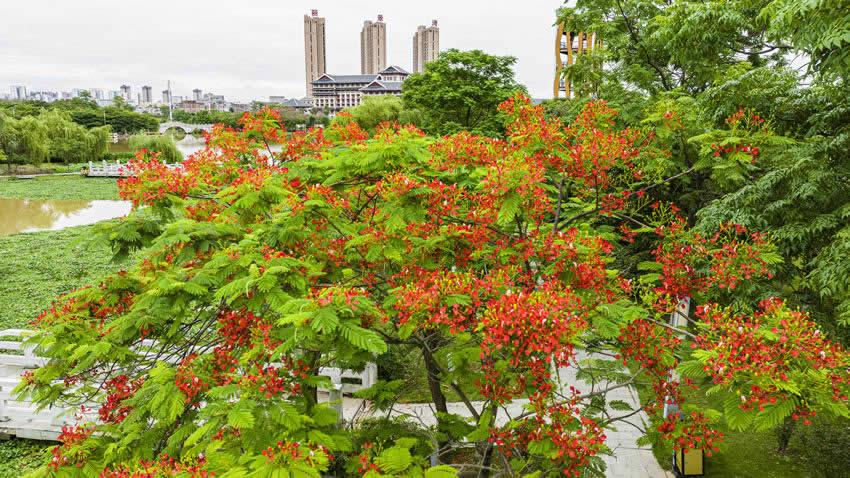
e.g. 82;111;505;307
10;85;27;100
303;9;327;97
141;85;153;104
360;15;387;74
193;89;202;101
412;20;440;73
120;85;131;101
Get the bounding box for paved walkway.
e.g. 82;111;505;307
326;352;668;478
0;172;80;179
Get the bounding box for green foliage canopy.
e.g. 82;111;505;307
402;49;527;137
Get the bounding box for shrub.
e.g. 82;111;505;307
103;152;136;162
128;135;182;163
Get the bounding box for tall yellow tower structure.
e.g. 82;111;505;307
554;21;600;98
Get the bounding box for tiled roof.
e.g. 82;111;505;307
313;74;378;84
379;65;410;74
359;81;403;92
281;98;312;108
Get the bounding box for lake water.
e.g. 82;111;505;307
110;136;283;158
0;198;132;237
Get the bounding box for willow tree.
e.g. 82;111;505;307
0;113;49;166
128;135;183;163
0;110;110;165
41;110;111;163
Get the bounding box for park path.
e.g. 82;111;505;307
0;172;80;179
331;351;669;478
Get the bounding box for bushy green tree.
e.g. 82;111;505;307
551;0;850;342
402;49;526;137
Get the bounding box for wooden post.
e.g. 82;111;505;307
555;23;565;98
663;297;691;419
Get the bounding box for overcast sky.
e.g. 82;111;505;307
2;0;566;102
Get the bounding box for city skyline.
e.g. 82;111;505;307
1;0;564;102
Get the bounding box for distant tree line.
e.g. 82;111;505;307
0;97;159;134
164;107;330;133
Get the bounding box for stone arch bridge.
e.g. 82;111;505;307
158;121;214;134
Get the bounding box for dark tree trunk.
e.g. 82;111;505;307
776;415;797;452
418;332;449;463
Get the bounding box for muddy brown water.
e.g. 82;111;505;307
0;199;132;237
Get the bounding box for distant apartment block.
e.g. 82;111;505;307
193;89;202;101
231;103;252;114
162;89;172;104
176;100;205;113
203;93;225;103
360;15;387;74
89;88;104;100
120;85;131;101
412;20;440;73
10;85;27;100
141;86;153;104
311;65;409;112
304;10;327;97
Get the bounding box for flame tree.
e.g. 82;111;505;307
18;96;849;477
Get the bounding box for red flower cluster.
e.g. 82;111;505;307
98;375;144;424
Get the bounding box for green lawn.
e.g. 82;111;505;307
0;221;131;330
0;175;120;200
646;387;811;478
0;439;52;477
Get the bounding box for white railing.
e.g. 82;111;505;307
87;160;184;177
0;329;377;439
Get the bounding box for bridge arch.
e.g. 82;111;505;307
158;121;214;134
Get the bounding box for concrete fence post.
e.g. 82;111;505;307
0;393;8;422
328;384;343;426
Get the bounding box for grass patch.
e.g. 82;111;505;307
0;175;120;201
0;222;131;329
0;439;52;476
643;386;809;477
